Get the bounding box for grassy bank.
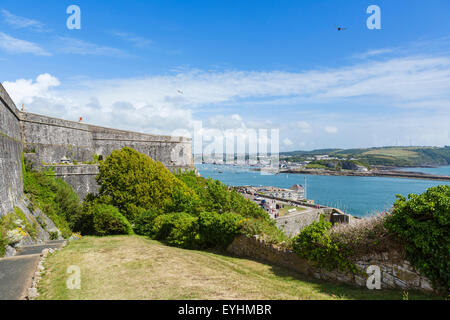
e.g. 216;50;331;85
37;236;439;300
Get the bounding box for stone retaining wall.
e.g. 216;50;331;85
0;84;23;216
275;210;322;237
227;235;434;293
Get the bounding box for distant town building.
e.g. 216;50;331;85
266;184;305;201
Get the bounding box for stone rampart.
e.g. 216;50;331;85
0;84;23;216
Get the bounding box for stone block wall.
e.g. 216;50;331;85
227;235;434;293
0;84;23;216
275;209;321;237
19;111;194;199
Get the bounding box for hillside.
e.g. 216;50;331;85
37;236;436;300
281;146;450;167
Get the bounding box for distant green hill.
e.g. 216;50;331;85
281;146;450;167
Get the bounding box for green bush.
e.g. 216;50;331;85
95;147;197;221
385;185;450;293
197;211;243;248
22;157;78;238
240;217;290;246
91;204;133;236
133;208;159;236
0;228;8;257
292;217;358;273
152;213;198;249
176;171;269;219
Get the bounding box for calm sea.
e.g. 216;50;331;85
398;166;450;176
196;164;450;218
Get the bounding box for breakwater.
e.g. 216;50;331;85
279;169;450;181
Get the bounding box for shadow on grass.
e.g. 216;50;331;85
130;237;444;300
200;248;443;301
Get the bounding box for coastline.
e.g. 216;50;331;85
276;169;450;181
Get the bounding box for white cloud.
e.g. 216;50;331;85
4;48;450;148
3;73;60;104
113;32;153;48
353;48;393;59
57;37;132;58
296;121;312;134
283;138;293;146
0;32;51;56
1;9;47;31
325;126;338;134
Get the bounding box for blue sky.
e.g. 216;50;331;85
1;0;450;151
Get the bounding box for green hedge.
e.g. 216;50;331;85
292;217;358;273
385;185;450;294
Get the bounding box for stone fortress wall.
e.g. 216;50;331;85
0;84;194;213
0;84;23;216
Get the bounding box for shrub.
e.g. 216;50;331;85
385;185;450;293
152;213;198;249
292;217;358;273
197;211;243;248
0;227;9;257
240;217;290;246
91;204;133;236
133;208;159;236
22;158;76;238
329;214;403;259
95;147;196;220
176;171;269;219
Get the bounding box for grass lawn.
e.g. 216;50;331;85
38;235;440;300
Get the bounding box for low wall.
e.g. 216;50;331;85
227;235;434;293
0;84;23;216
275;210;321;237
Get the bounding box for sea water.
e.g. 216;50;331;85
196;164;450;217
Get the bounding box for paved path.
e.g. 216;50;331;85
0;240;65;300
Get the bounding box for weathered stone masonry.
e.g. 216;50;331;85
0;84;23;216
0;84;194;211
227;235;434;293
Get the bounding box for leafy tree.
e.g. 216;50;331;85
95;147;197;221
385;185;450;293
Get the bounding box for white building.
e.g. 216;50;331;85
267;184;305;201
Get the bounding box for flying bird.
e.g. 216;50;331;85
177;90;184;94
335;25;347;31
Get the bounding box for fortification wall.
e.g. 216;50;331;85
89;125;193;172
0;84;23;216
19;111;194;199
20;112;95;164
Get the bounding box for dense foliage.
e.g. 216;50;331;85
22;157;80;239
385;185;450;294
292;217;358;273
87;147;283;248
95;147;198;221
91;204;133;236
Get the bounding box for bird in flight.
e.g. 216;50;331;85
177;90;184;94
335;25;347;31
